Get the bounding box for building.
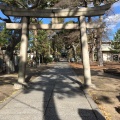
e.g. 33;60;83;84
101;42;120;61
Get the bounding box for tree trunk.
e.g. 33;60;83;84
97;16;103;66
97;37;103;66
92;45;95;61
72;44;78;62
4;52;15;74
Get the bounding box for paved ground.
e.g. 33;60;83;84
0;62;105;120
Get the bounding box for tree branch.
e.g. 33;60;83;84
15;0;27;8
0;16;11;23
27;0;42;9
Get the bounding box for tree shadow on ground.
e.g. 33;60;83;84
115;106;120;114
0;76;17;86
116;94;120;102
22;63;84;119
78;109;106;120
21;62;106;120
0;62;105;120
0;65;52;86
71;66;120;105
73;67;120;80
25;65;52;82
98;95;113;104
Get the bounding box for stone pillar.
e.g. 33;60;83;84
14;17;29;89
79;16;92;87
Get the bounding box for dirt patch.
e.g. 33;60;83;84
0;63;54;103
70;62;120;120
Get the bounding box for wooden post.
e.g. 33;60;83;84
14;17;29;89
79;16;92;87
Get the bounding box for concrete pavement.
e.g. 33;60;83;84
0;62;105;120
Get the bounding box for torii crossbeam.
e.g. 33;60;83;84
6;22;104;30
0;4;110;17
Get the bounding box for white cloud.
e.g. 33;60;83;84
112;1;120;8
104;14;120;31
105;24;116;30
104;14;120;24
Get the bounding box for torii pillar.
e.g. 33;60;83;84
79;16;92;87
14;17;29;89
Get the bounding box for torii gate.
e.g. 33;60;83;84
0;4;111;89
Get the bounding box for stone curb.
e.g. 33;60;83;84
0;90;22;110
84;91;105;120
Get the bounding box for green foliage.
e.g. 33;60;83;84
0;26;10;46
0;0;117;9
29;29;50;55
53;35;64;53
114;29;120;41
44;56;53;63
0;0;60;9
36;30;49;55
111;29;120;53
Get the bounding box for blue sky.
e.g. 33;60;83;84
104;1;120;40
0;1;120;40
